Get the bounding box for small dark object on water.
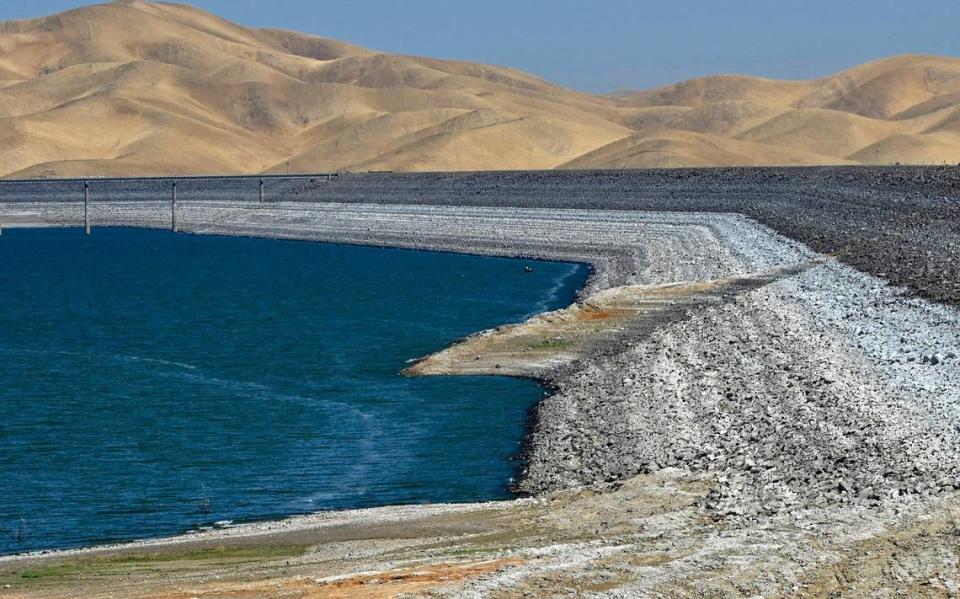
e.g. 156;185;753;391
12;516;28;542
524;266;534;273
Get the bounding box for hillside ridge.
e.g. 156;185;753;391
0;2;958;176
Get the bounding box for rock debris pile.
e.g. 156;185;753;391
520;261;960;518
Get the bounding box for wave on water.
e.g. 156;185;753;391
0;347;198;371
167;369;371;418
524;263;585;318
113;354;199;371
170;370;315;403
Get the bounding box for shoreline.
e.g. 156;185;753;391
5;173;960;596
0;223;592;561
0;203;796;562
0;499;528;565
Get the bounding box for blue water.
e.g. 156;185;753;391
0;227;587;555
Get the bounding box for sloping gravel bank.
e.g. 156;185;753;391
519;260;960;516
281;166;960;307
0;201;804;293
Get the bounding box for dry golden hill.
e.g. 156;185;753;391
573;55;960;169
0;2;958;176
0;0;630;177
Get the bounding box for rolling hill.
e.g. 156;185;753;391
0;1;958;177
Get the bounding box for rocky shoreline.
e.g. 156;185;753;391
4;169;960;597
6;197;960;514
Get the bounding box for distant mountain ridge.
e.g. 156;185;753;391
0;1;958;177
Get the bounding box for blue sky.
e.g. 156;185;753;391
5;1;960;92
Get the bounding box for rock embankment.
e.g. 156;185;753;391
287;166;960;307
519;260;960;517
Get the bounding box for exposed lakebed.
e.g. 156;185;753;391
0;227;587;554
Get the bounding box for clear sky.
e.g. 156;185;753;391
5;1;960;92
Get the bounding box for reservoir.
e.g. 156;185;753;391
0;227;588;554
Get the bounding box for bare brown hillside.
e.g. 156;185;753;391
577;54;960;169
0;1;958;176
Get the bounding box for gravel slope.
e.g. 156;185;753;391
283;166;960;306
520;260;960;517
